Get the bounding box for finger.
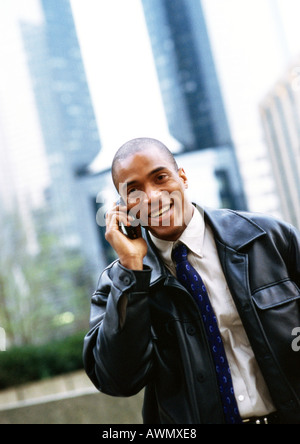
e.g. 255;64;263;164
106;211;132;230
109;200;128;216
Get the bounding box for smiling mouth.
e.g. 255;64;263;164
150;203;173;219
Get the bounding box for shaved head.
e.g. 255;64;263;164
111;138;178;188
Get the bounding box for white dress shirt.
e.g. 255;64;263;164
149;206;275;419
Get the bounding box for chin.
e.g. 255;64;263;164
148;224;184;241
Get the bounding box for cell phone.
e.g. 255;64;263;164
117;198;140;240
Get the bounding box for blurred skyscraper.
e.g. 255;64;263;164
260;59;300;229
37;0;100;171
20;0;102;273
141;0;247;210
0;2;50;255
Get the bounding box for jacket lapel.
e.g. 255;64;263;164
143;229;169;286
203;206;267;308
203;207;271;352
203;206;266;251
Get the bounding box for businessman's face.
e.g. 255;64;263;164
115;146;194;241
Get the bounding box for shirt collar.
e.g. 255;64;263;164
149;206;205;264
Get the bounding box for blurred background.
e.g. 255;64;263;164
0;0;299;423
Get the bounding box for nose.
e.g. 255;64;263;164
145;187;162;203
127;187;162;211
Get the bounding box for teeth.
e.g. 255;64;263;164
151;205;171;218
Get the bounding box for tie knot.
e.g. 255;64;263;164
172;243;188;265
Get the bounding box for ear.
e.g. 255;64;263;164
178;167;188;189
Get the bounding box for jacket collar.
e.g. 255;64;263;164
143;229;169;286
142;205;267;286
202;206;266;251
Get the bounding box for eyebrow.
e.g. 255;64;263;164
149;166;167;176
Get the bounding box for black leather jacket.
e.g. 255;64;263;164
83;208;300;424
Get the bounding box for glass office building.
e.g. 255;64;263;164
141;0;247;210
260;63;300;228
21;0;103;274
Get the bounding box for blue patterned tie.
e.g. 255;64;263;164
172;243;242;424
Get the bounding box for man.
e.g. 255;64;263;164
83;138;300;424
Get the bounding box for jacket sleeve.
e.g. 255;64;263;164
288;224;300;287
82;260;153;397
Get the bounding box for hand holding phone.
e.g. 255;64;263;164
105;198;147;270
117;198;140;239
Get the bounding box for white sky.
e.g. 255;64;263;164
202;0;300;141
69;0;300;213
9;0;300;165
1;0;300;213
0;0;49;209
70;0;173;169
70;0;300;164
199;0;300;212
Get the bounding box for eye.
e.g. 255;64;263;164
127;188;143;201
157;173;168;181
128;187;138;195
